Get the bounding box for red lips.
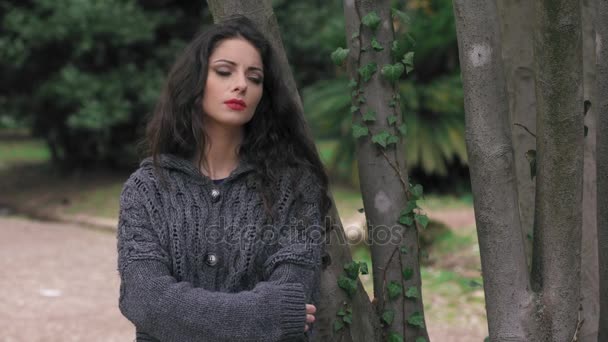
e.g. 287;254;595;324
224;98;247;111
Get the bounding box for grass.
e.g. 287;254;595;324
0;138;50;168
0;135;126;219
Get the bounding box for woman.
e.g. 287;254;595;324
117;16;330;341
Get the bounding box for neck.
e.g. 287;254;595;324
197;121;244;180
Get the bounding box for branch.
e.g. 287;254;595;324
514;122;537;138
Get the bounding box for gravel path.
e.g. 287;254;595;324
0;216;133;342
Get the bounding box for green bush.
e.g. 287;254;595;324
0;0;209;168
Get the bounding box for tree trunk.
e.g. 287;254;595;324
454;0;585;340
580;0;600;340
496;0;536;266
530;1;584;340
207;2;379;341
452;1;534;340
342;0;430;341
596;0;608;339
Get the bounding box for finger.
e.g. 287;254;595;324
306;304;317;314
306;314;315;323
304;324;309;332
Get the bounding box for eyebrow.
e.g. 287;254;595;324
212;59;263;73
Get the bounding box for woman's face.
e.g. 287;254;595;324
202;37;264;128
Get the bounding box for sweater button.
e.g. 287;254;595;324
205;253;218;266
210;188;221;202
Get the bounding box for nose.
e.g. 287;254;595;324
232;74;247;93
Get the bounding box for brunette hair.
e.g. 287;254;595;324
144;16;331;219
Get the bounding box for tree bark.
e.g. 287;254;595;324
343;0;430;341
580;1;600;340
207;2;379;341
596;0;608;339
496;0;536;266
452;1;534;340
530;1;584;341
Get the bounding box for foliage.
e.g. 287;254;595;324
0;0;208;168
303;0;464;181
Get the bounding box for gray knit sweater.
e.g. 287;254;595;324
116;154;325;342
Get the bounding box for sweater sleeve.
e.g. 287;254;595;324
262;169;326;305
117;178;308;342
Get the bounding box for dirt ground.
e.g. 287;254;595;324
0;216;133;342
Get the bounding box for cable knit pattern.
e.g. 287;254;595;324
116;154;324;342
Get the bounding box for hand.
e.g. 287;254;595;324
304;304;316;332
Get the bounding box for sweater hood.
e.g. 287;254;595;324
140;154;255;185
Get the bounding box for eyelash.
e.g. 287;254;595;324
215;70;263;85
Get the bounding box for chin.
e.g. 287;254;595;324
209;113;254;127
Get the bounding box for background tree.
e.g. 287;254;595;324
496;0;600;339
597;0;608;339
495;0;536;262
342;0;430;341
453;0;588;340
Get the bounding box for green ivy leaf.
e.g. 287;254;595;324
405;286;419;299
400;246;408;254
415;338;428;342
343;313;353;324
381;63;405;82
338;275;358;297
391;39;409;59
351;31;360;40
402;52;415;73
391;8;411;24
331;47;350;66
358;62;377;82
415;214;429;228
402;267;413;280
387;281;403;300
410;184;423;199
387;115;398;125
372;131;391;148
386;134;399;145
371;37;384;51
350;105;359;113
359;262;369;275
407;312;426;328
352;124;369;139
338;275;357;297
362;11;381;31
387;332;404;342
398;215;414;226
344;261;361;280
362;110;376;122
389;99;397;108
358;96;366;104
398;123;407;136
525;149;536;180
337;309;346;316
348;79;358;89
381;309;395;325
401;200;418;215
333;320;345;332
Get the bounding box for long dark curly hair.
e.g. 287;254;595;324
144;15;331;219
